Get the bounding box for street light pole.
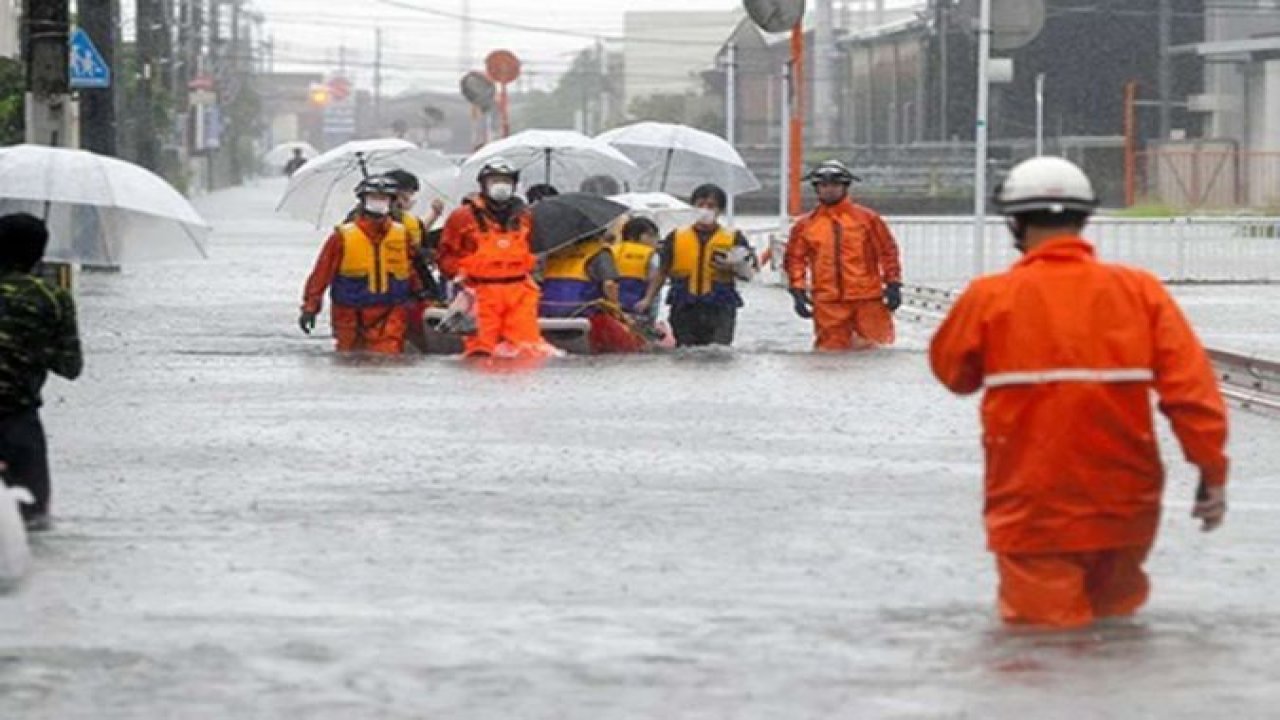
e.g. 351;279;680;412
726;41;737;226
1035;72;1045;156
973;0;991;278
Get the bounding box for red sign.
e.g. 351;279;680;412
485;50;521;85
328;76;352;102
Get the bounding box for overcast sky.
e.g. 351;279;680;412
256;1;920;96
257;0;742;95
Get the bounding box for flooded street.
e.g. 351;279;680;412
2;180;1278;719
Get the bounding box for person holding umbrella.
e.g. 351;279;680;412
438;158;546;357
299;176;418;354
0;214;82;531
634;184;756;348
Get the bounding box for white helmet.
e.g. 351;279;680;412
993;156;1098;216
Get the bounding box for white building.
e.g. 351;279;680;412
622;10;740;115
1;0;19;59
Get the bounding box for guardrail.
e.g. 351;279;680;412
900;284;1280;415
747;216;1280;285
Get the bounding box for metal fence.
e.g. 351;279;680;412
843;216;1280;285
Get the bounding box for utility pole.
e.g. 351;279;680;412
374;28;383;131
597;38;609;132
726;41;737;225
22;0;71;146
228;0;243;183
814;0;835;147
937;0;948;141
1157;0;1172;143
79;0;118;155
135;0;161;170
973;0;991;277
460;0;472;73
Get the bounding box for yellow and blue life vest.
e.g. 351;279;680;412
667;225;741;307
539;239;607;317
612;240;655;312
331;221;414;307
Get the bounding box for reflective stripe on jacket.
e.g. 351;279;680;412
929;236;1228;553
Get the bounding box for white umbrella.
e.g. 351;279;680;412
262;141;318;168
0;144;209;264
609;192;699;236
277;138;458;228
457;130;639;199
597;122;761;196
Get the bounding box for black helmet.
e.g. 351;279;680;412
477;157;520;184
805;159;860;185
383;169;420;193
355;176;399;197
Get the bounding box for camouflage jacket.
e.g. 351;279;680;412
0;270;82;415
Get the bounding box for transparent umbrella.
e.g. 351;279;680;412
609;192;700;236
457;130;639;198
597;122;760;197
0;144;209;264
262;141;318;169
276;138;458;228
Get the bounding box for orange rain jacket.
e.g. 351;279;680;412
930;236;1228;554
784;197;902;302
438;195;533;280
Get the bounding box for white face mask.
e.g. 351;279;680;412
695;208;718;226
487;182;515;203
364;198;391;216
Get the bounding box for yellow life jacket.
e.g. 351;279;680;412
612;241;655;282
543;238;607;282
333;221;413;305
670;225;736;297
398;212;424;250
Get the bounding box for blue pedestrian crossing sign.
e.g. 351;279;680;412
69;28;111;89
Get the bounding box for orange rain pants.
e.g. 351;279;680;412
464;280;543;356
813;299;894;350
331;304;408;354
996;545;1152;628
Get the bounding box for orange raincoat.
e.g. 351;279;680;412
440;196;544;356
930;236;1229;626
785;197;902;349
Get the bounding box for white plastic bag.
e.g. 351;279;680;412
0;486;33;588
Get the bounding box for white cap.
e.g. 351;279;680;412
993;156;1098;215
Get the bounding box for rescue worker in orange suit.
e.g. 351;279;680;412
929;156;1229;629
784;160;903;351
634;184;756;347
438;158;545;357
299;176;417;353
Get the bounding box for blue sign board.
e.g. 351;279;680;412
69;28;111;89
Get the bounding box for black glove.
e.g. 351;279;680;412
883;282;902;312
789;288;813;319
298;310;317;334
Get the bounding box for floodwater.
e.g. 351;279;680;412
2;180;1278;719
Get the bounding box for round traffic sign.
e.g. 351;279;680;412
328;76;352;102
959;0;1046;51
485;50;522;85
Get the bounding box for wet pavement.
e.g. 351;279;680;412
2;179;1278;719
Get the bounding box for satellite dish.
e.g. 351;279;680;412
743;0;806;34
959;0;1046;51
460;71;496;112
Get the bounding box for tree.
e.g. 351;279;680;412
628;92;723;134
0;58;24;145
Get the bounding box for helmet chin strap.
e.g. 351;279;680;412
1007;216;1029;253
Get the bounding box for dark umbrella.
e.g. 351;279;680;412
529;192;629;255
